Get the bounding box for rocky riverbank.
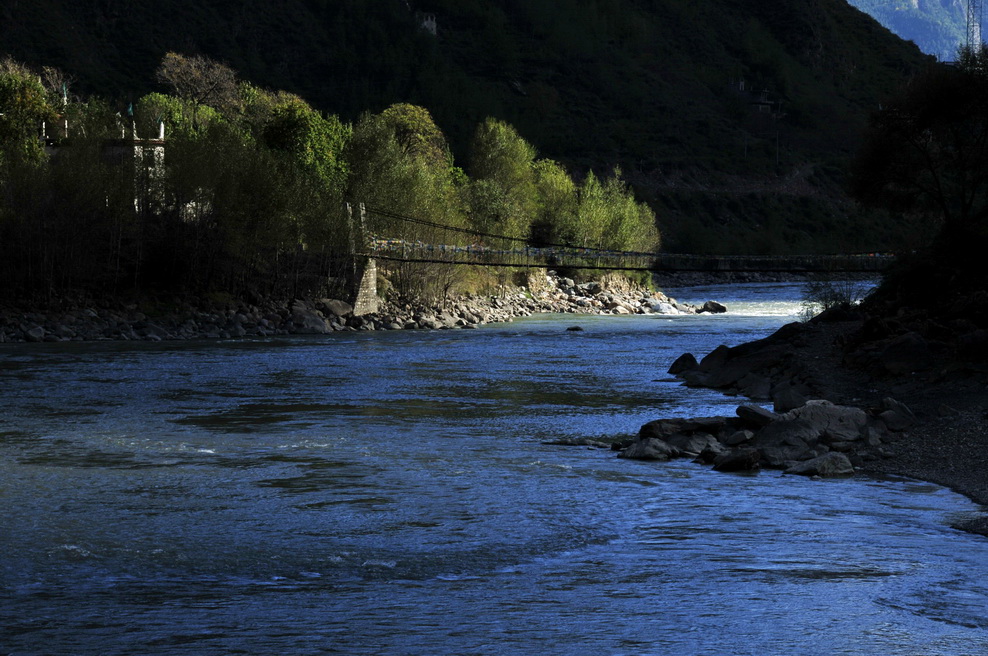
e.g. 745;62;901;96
624;292;988;537
0;271;724;344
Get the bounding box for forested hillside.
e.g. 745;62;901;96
0;0;934;253
848;0;967;60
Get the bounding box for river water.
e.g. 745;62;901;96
1;283;986;655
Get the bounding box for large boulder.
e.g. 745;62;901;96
665;432;720;457
785;452;854;477
291;308;330;334
752;417;823;448
700;300;728;314
668;352;699;375
781;400;869;443
878;397;916;432
619;438;678;461
736;404;778;428
772;381;808;413
639;416;734;440
713;448;761;472
318;299;353;318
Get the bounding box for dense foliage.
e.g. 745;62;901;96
0;0;934;254
0;55;657;302
853;44;988;251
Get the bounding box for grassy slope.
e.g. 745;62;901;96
0;0;933;253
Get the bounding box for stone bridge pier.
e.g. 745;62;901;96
347;202;379;316
351;256;378;316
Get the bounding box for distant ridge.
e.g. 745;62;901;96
847;0;968;60
0;0;935;253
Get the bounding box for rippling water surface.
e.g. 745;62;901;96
1;283;986;655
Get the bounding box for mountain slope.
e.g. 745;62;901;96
0;0;934;253
847;0;967;60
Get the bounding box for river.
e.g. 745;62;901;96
1;283;986;655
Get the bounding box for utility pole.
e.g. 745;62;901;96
968;0;983;50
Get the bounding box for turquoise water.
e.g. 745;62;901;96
1;283;986;655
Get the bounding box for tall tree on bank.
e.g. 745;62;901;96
852;46;988;248
467;118;537;239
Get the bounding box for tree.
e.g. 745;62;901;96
531;158;578;244
467;117;537;239
262;94;350;195
155;52;241;115
0;58;57;165
852;46;988;245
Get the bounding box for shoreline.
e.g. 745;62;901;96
0;271;724;344
644;316;988;537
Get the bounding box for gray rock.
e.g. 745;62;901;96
752;418;822;447
737;372;772;399
319;299;354;318
785;452;854;477
668;352;699;375
665;432;720;456
736;404;778;428
694;443;729;464
292;309;330;334
24;325;45;342
759;445;810;468
618;438;678;461
724;429;754;446
878;397;916;431
782;400;868;443
713;448;761;472
772;383;808;413
700;300;728;314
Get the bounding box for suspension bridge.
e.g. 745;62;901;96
348;204;895;274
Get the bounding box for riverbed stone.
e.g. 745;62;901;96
665;432;720;456
713;448;760;472
785;452;854;477
668;352;699;375
878;397;916;431
782;400;868;442
618;437;678;461
736;404;778;428
700;300;728;314
724;429;754;446
23;325;45;342
772;382;808;412
319;299;353;318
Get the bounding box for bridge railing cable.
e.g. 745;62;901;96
361;205;657;270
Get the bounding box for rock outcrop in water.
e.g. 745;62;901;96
617;398;914;477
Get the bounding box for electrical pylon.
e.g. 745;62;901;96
968;0;983;49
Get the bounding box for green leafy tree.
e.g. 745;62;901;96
263;94;350;195
575;170;608;248
0;58;57;165
345;105;467;300
531;158;578;244
467;117;537;239
601;169;660;252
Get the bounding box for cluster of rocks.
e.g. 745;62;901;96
616;397;917;477
0;271;727;343
666;322;821;408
